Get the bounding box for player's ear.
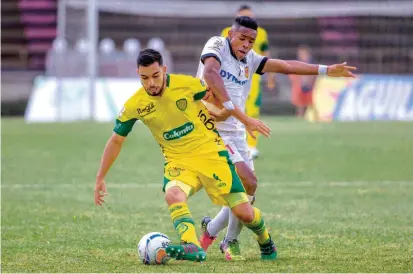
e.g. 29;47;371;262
228;29;233;38
136;69;139;75
162;65;167;74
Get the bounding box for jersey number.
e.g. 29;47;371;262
198;110;215;130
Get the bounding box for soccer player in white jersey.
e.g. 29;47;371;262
197;16;356;261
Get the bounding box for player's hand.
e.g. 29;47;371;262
327;62;357;78
94;178;107;206
245;117;271;139
267;76;276;90
210;109;231;122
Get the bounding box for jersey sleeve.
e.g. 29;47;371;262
113;100;138;137
200;36;226;65
250;49;268;75
189;77;208;101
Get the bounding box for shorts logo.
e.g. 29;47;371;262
245;66;249;78
176;98;188;111
163;122;194;141
168;167;183;177
213;173;226;187
176;223;188;237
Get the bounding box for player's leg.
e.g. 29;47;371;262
246;74;262;159
199;137;256;254
202;151;277;260
229;200;277;260
163;164;206;262
220;140;256;260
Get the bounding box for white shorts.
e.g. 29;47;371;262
220;131;254;170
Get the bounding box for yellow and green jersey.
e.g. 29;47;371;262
221;26;269;55
115;74;226;161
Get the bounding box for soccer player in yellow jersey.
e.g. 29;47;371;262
93;49;277;262
221;5;275;158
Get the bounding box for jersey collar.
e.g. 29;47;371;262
226;38;246;64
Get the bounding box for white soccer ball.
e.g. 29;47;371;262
137;232;171;265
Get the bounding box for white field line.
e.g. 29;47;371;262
1;181;412;189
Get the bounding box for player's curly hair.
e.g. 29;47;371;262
137;48;163;68
233;16;258;31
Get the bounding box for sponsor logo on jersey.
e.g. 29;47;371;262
209;39;224;52
220;70;248;86
163;122;195;140
176;98;188;111
245;66;249;78
137;102;155;116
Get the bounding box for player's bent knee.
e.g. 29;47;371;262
164;180;191;205
231;202;254;223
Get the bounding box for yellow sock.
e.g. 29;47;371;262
243;207;270;244
168;202;201;247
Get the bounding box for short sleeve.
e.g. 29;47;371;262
200;36;225;65
250;49;268;75
190;77;208;101
113;101;138;137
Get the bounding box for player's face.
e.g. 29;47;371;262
137;62;167;96
228;27;257;60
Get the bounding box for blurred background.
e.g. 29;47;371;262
2;2;413;272
1;0;412;121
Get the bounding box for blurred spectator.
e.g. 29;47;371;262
45;37;69;76
147;37;174;73
289;45;319;120
99;38;119;77
73;38;90;76
119;38;141;77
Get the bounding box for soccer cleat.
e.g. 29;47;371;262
165;242;206;262
219;239;246;261
259;236;278;260
199;216;217;251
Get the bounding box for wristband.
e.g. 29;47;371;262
223;101;235;110
318;65;328;75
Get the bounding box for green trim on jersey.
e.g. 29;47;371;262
193;89;207;101
260;42;269;53
114;118;137;136
166;74;170;87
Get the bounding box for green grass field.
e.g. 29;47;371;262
2;117;413;273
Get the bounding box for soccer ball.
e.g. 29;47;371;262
137;232;171;265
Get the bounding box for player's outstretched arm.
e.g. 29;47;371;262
262;59;357;78
94;133;126;206
203;57;271;138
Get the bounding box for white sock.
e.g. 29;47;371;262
225;195;254;241
207;206;230;237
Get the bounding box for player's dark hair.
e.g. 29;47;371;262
137;48;163;68
238;4;251;12
233;16;258;31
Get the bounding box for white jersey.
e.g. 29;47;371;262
196;36;267;132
